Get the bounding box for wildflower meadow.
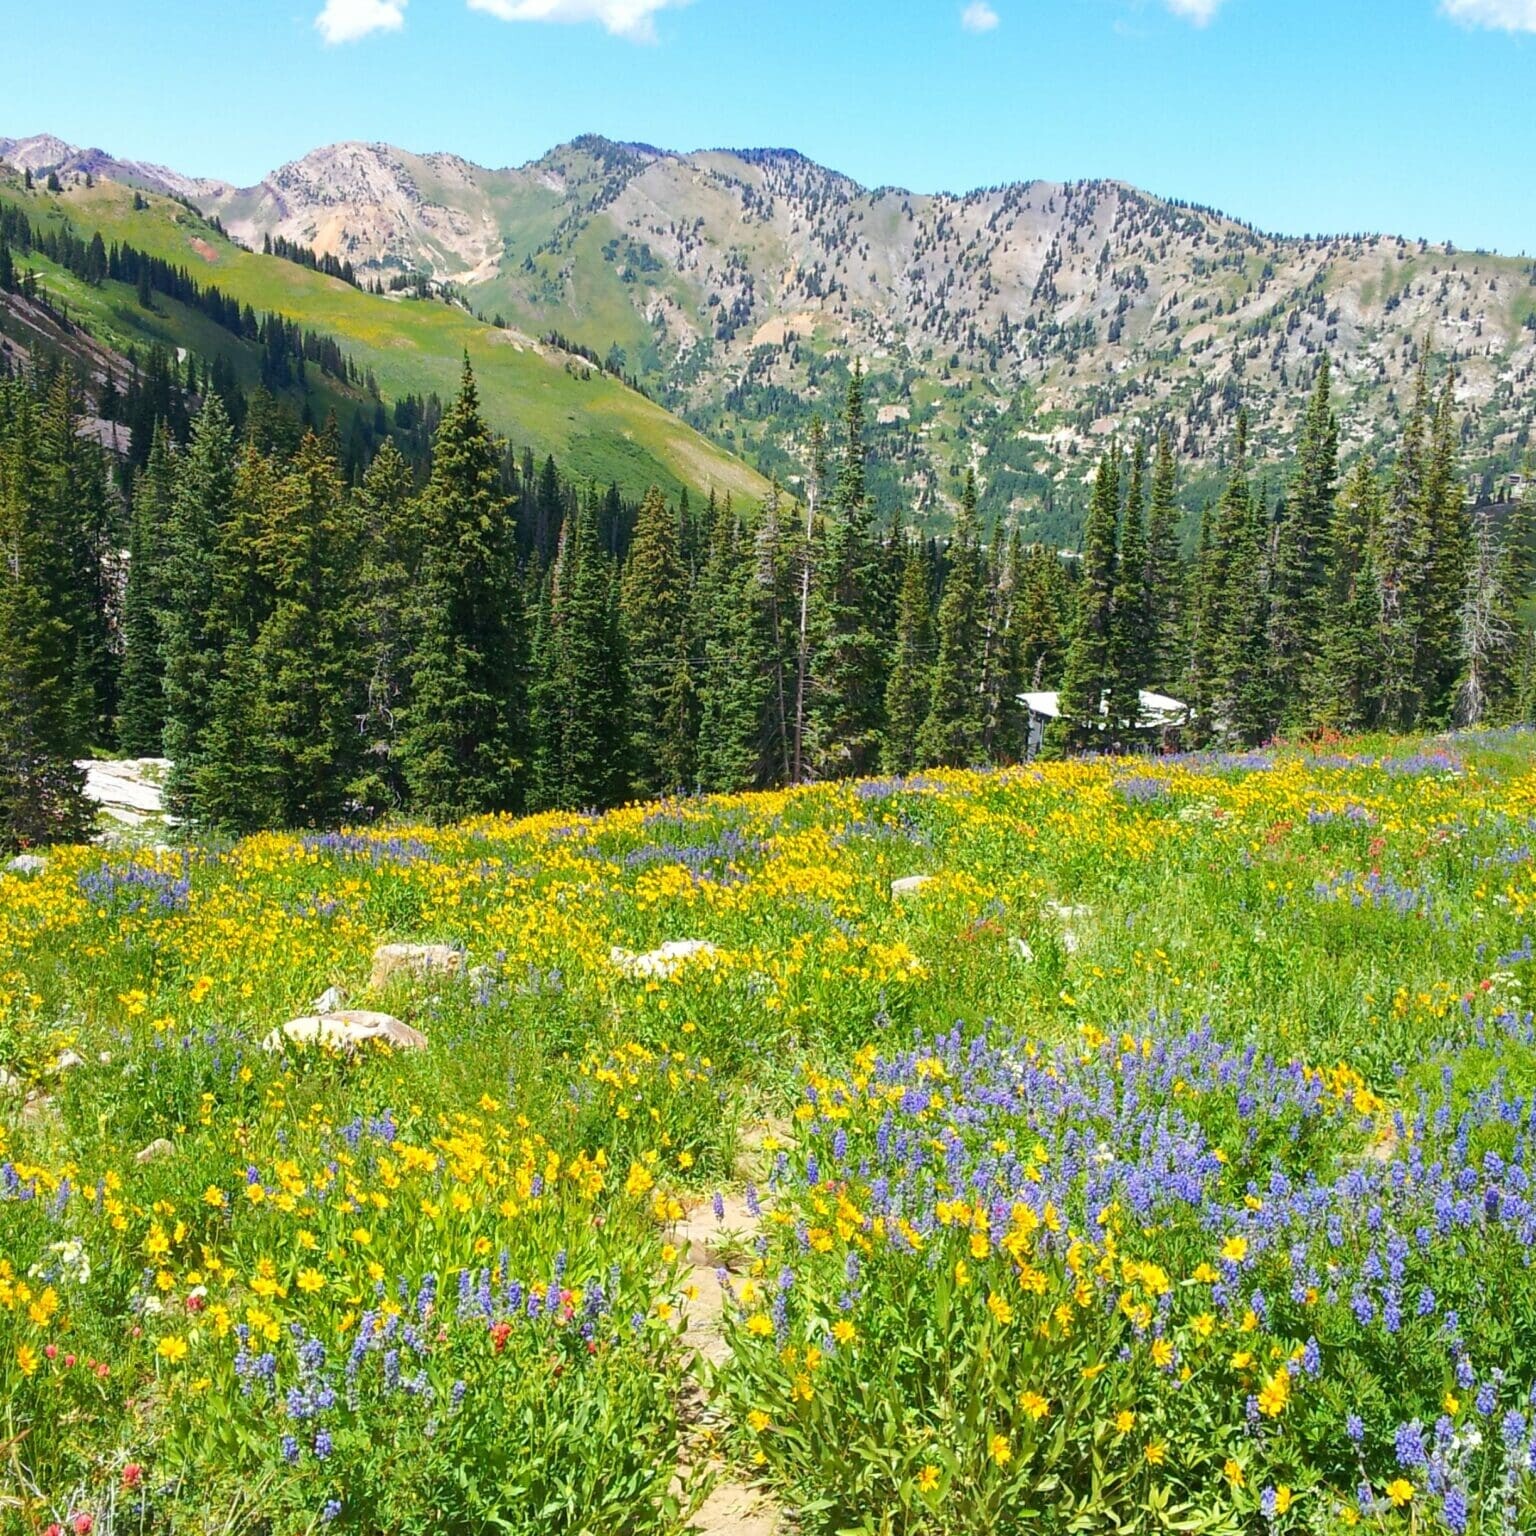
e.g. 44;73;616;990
7;729;1536;1534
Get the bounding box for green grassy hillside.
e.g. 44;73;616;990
6;175;771;502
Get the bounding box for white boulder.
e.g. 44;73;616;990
263;1010;427;1054
609;940;718;980
370;943;464;990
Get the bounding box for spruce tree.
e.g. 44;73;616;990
623;485;695;796
162;392;237;820
551;499;628;809
1056;449;1120;751
248;431;361;828
1418;369;1471;724
1267;358;1338;729
918;469;985;766
1376;358;1434;730
0;379;90;848
980;528;1029;761
351;439;418;814
883;538;935;774
117;426;176;757
398;359;525;823
696;510;773;792
1206;415;1270;745
1108;441;1150;740
1310;457;1385;734
808;367;887;779
1144;427;1182;691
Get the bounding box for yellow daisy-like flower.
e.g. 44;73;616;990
1018;1390;1050;1421
831;1319;856;1346
1273;1486;1294;1514
1144;1441;1167;1467
1385;1479;1414;1508
988;1433;1012;1467
745;1313;773;1337
1114;1409;1135;1434
1220;1236;1248;1264
1222;1458;1244;1488
1151;1339;1174;1368
915;1464;941;1493
746;1409;771;1433
157;1335;189;1363
16;1344;39;1376
297;1267;326;1294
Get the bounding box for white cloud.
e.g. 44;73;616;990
961;1;1000;33
1440;0;1536;31
466;0;690;42
315;0;407;43
1163;0;1228;23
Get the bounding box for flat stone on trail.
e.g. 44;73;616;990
609;940;718;980
890;874;934;898
370;943;464;990
690;1476;780;1536
263;1010;428;1054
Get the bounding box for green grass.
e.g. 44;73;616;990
12;176;772;502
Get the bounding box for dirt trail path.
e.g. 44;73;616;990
671;1191;783;1536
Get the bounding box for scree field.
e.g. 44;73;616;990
8;730;1536;1535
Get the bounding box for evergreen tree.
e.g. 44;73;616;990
549;499;628;809
1267;357;1338;729
918;469;985;766
351;439;418;814
808;367;887;779
1056;449;1120;750
247;431;361;828
398;359;525;822
980;528;1030;761
696;509;774;792
1376;358;1434;730
1418;369;1471;724
1202;414;1270;745
1108;441;1150;739
0;380;90;848
117;426;176;756
752;480;795;784
162;392;237;820
622;485;695;796
1144;427;1182;691
1311;458;1385;734
883;538;935;774
1017;542;1069;692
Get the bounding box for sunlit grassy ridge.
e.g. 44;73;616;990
6;731;1536;1532
5;175;772;502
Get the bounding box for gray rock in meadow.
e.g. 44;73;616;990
21;1092;59;1125
311;985;347;1014
263;1010;428;1055
135;1138;176;1165
890;874;935;898
0;1068;23;1097
6;854;47;875
608;939;718;979
53;1049;86;1074
370;943;464;990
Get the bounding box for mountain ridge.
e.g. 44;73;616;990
6;130;1533;535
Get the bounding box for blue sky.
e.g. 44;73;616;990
9;0;1535;253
